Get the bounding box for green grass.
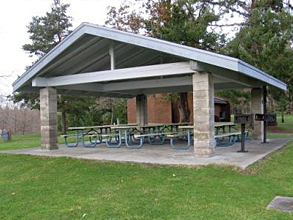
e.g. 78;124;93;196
0;133;75;151
267;114;293;139
276;114;293;131
0;115;292;219
0;142;293;219
267;133;292;139
0;133;41;151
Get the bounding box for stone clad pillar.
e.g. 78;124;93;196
40;87;58;150
136;94;148;125
193;72;215;157
251;88;264;140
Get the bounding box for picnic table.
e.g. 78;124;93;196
64;125;114;148
140;123;190;132
174;122;239;148
214;122;235;135
138;123;191;145
214;122;249;146
163;125;194;150
63;122;242;150
106;125;143;148
65;124;132;147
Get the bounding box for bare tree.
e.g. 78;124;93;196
0;105;40;135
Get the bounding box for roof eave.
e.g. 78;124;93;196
12;22;89;92
13;22;288;93
238;60;287;91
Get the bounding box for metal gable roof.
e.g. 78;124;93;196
13;22;287;92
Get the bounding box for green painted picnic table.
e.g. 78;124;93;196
214;122;235;134
141;123;191;132
109;125;143;148
65;125;114;148
65;124;138;148
175;122;237;149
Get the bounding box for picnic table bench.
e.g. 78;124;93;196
214;122;249;146
166;125;193;150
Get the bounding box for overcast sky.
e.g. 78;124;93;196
0;0;124;95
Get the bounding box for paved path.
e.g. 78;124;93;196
1;139;291;169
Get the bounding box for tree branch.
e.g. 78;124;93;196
210;22;248;27
0;74;12;78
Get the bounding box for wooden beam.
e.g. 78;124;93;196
32;62;193;87
214;82;248;90
19;86;134;98
109;41;115;70
103;76;192;91
58;84;134;98
191;61;260;88
120;85;193;95
57;76;192;93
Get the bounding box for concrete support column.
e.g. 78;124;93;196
136;94;148;125
251;88;264;140
193;72;215;157
40;87;58;150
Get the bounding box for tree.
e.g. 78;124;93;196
10;0;98;134
226;0;293;115
57;95;96;133
22;0;72;58
93;97;128;125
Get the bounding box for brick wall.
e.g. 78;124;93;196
127;98;136;123
127;93;230;123
127;94;172;123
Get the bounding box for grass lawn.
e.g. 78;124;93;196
0;133;71;151
0;141;293;219
0;115;292;219
268;114;293;138
276;114;293;131
0;133;41;151
267;114;293;139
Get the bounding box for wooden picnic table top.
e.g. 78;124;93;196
178;125;194;129
140;123;191;128
68;124;138;130
110;126;138;130
178;122;235;129
68;125;110;130
69;122;234;131
214;122;235;127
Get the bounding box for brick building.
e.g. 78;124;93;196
127;93;230;123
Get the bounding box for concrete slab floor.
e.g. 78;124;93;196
1;139;292;169
267;196;293;212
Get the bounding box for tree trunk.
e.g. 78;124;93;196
178;106;184;123
178;92;190;123
281;110;284;123
62;111;67;134
111;104;114;125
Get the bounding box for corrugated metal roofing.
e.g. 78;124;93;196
13;23;287;94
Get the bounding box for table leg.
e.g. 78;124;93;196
170;129;191;150
125;129;144;149
105;130;122;148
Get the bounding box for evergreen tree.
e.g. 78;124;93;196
22;0;72;58
11;0;97;134
227;0;293;115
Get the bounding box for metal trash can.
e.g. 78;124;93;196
2;131;10;141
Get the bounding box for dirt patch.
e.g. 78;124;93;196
268;126;293;134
